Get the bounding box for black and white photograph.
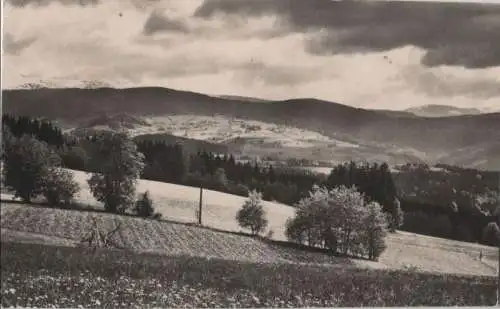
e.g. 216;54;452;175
1;0;500;307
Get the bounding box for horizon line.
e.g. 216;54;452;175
2;85;498;113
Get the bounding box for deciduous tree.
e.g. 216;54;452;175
236;189;268;235
87;131;144;214
285;185;389;260
362;202;388;260
42;168;80;207
2;134;61;202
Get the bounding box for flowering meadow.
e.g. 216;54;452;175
1;241;497;308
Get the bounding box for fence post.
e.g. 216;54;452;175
198;185;203;225
496;209;500;306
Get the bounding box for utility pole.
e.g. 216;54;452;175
198;185;203;225
497;172;500;306
497;209;499;306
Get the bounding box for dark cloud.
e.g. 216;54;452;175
3;33;36;55
195;0;500;69
6;0;98;7
422;43;500;69
143;11;189;35
195;0;284;18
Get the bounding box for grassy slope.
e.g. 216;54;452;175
70;170;296;242
2;242;496;308
1;168;498;276
0;202;367;267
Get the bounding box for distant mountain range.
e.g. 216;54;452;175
2;87;500;170
404;104;484;118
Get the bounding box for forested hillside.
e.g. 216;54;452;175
3;87;500;170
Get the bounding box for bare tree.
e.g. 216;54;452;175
79;217;123;253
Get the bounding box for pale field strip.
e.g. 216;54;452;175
125;115;360;149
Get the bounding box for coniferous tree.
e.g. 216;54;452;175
388;197;404;232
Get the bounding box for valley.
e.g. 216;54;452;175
3;0;500;306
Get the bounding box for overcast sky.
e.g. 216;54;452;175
3;0;500;111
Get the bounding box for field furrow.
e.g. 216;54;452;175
148;220;175;254
141;220;164;250
1;198;498;277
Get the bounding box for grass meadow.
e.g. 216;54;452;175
1;241;497;308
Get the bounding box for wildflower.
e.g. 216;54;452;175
252;295;260;304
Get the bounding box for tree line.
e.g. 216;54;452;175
2;114;65;147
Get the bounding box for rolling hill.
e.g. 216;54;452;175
2;87;500;170
1;169;498;276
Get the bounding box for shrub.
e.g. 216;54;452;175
135;191;155;218
266;229;275;239
42;168;80;207
236;190;268;236
482;222;500;247
228;183;250;197
214;168;228;187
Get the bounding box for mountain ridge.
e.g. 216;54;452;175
2;87;500;170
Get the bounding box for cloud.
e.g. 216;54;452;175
5;0;98;7
401;66;500;99
195;0;500;69
3;33;37;55
143;11;189;35
2;0;500;112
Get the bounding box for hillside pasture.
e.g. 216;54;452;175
0;203;365;268
69;170;295;241
1;168;498;276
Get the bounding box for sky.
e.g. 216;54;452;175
2;0;500;111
